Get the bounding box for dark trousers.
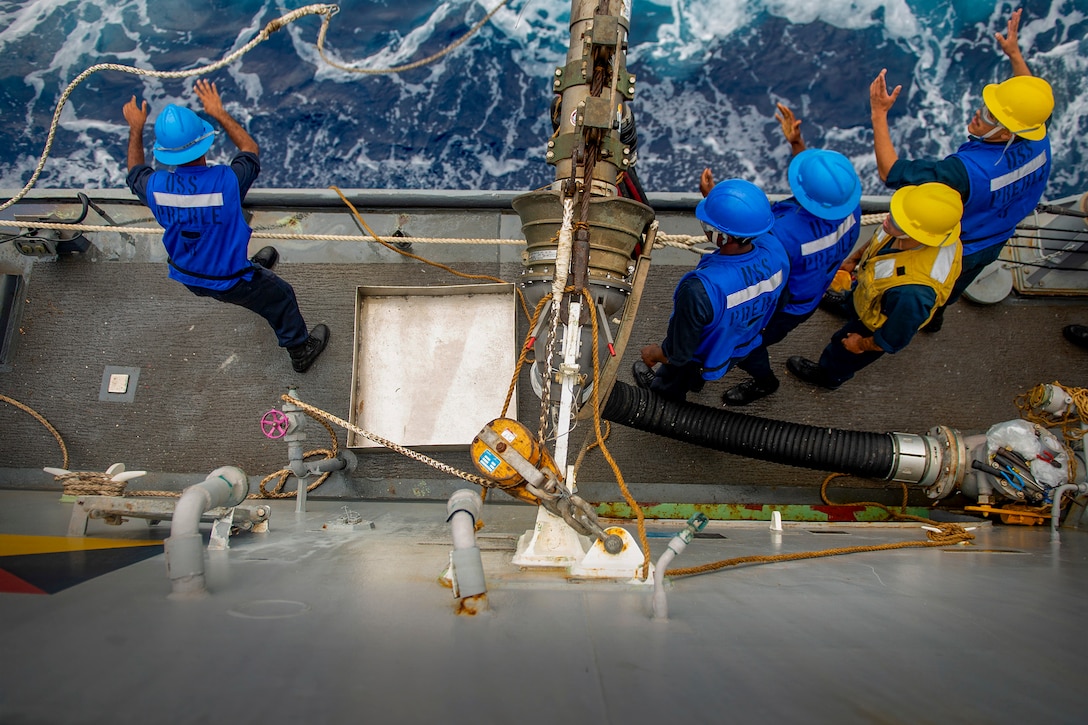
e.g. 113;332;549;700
817;317;885;386
186;267;309;348
736;309;815;383
650;360;706;403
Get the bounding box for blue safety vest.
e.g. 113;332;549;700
145;165;254;290
952;137;1051;256
770;199;861;315
683;233;790;380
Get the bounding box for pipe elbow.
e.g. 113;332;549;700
165;466;248;598
446;488;482;523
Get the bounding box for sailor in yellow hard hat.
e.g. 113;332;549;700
787;183;963;390
867;8;1052;333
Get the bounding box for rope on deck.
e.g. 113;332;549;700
665;473;975;579
0;394;68;470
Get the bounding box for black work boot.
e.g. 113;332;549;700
786;356;841;390
632;360;656;389
819;290;851;319
288;324;330;373
921;305;945;333
250;246;279;270
1063;324;1088;350
722;376;780;406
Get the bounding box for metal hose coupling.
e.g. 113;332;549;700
887;425;967;499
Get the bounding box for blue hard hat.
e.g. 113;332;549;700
153;104;215;165
787;149;862;220
695;179;774;237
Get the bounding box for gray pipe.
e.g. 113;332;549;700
446;489;487;606
652;514;708;621
164;466;248;599
1050;483;1088;542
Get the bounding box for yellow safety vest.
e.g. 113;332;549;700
852;229;962;331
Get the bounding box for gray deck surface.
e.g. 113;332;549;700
1;490;1085;725
1;195;1086;724
1;199;1086;506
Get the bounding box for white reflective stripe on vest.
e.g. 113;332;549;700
930;243;957;284
989;150;1048;193
726;270;783;309
873;258;896;280
800;214;856;256
152;192;225;208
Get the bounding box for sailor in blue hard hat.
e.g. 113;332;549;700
702;102;864;406
633;178;790;403
151;103;216;165
122;79;329;373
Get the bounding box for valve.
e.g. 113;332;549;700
260;409;291;439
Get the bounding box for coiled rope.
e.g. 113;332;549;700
1015;381;1088;481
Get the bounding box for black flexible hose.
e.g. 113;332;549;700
602;381;897;480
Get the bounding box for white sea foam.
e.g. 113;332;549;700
0;0;1083;199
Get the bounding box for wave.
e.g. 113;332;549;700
0;0;1083;201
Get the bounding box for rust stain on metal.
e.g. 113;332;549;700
456;593;488;616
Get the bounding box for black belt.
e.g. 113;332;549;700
168;258;254;281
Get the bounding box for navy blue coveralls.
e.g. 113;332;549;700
127;152;309;348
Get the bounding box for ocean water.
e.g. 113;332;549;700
0;0;1085;200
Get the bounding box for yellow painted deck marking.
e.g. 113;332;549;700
0;534;162;557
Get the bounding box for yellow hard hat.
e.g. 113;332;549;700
889;183;963;247
982;76;1053;141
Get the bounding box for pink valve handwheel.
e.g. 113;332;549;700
260;410;290;439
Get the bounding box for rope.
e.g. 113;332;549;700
55;471;124;497
278;394;497;489
0;218;527;245
0;394;68;469
582;288;651;579
328;186;532;322
539;198;576;441
502;294;550;417
316;0;513;75
665;473;974;579
1014;381;1088;481
254;407;341;499
0;4;338;215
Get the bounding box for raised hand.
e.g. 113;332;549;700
869;68;902;116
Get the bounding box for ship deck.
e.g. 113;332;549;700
1;188;1086;723
2;188;1085;504
2;490;1086;724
